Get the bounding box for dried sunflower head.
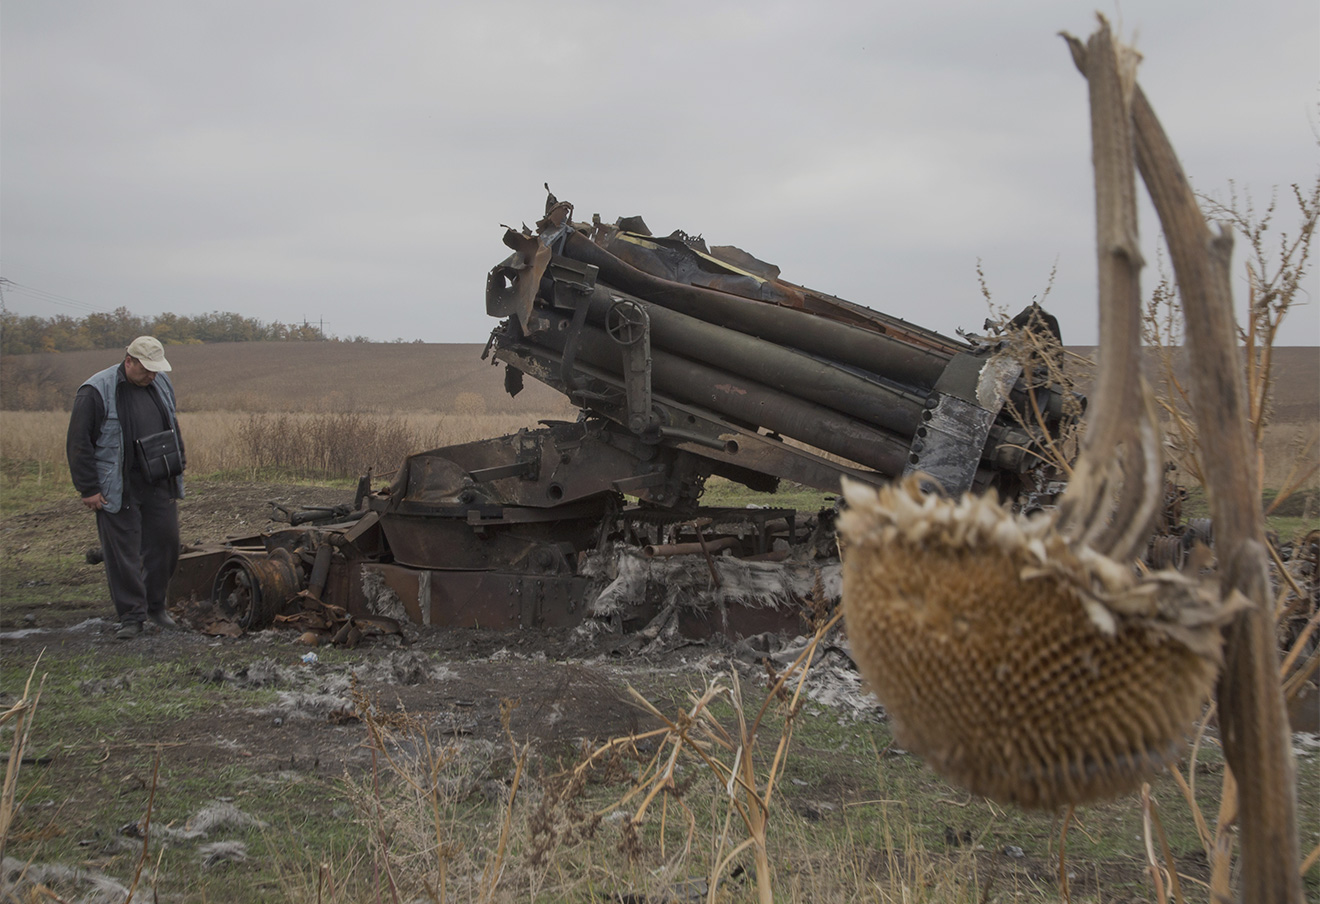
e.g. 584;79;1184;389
840;475;1236;810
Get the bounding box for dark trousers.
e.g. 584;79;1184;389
96;477;179;625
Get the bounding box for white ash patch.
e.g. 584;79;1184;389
235;658;296;687
687;635;884;724
312;672;353;696
0;627;49;641
158;801;266;841
568;619;611;646
79;675;132;695
1293;732;1320;758
351;649;453;686
198;657;301;688
1;618;112;641
1;857;129;904
584;547;839;618
484;647;546;663
362;569;409;623
800;662;884;722
267;691;355;721
252;651;451;722
199;840;249;867
782;640;883;723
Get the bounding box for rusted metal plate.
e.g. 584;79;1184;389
378;509;601;572
361;564;596;630
486;227;551;331
168;546;230;605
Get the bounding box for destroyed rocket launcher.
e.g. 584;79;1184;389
169;194;1079;640
482;196;1074;506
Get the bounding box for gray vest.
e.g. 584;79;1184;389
81;364;185;513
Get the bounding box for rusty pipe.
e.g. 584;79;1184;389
643;537;740;558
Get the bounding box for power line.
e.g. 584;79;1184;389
0;278;112;314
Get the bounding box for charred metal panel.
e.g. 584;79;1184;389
901;350;1027;495
362;563;594;630
378;503;605;572
388;422;680;510
168;547;230;605
487;228;552;332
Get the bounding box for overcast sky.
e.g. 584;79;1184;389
2;1;1317;347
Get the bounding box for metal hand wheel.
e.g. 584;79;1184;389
606;299;649;346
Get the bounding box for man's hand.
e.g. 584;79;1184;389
81;493;107;511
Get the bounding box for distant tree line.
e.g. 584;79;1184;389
0;307;330;355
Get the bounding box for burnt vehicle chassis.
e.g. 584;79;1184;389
168;195;1077;642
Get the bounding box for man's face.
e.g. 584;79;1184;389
123;356;157;387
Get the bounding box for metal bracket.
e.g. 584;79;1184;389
906;350;1026;494
606;298;657;436
903;394;997;494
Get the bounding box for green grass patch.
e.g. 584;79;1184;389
700;476;838;512
1180;486;1319;540
0;460;73;515
1;651;279;745
0;582;104;609
0;647;367;902
200;467;361;488
0;549;103;609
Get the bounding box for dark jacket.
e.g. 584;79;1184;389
67;363;185;512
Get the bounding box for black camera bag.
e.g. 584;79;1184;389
134;429;183;483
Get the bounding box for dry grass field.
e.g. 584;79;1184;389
0;341;578;414
1;342;581;482
2;342;1314;490
0;409;567;482
4;340;1313;418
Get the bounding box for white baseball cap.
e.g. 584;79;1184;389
126;336;172;372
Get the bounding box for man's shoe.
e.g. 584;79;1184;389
115;621;143;641
148;609;176;629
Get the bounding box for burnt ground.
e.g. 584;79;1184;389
1;479;692;763
2;479;1316;902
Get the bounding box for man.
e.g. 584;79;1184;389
67;336;186;640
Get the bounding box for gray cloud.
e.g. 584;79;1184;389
3;0;1316;346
